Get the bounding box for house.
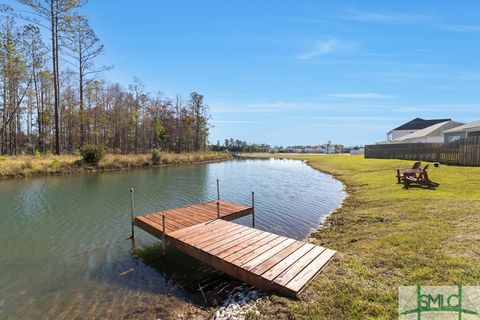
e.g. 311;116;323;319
442;120;480;143
390;121;463;143
387;118;451;141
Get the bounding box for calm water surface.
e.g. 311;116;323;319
0;158;344;319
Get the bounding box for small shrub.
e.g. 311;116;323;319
151;149;162;165
79;144;105;166
49;158;61;172
34;150;41;158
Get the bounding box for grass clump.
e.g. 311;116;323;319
79;144;105;166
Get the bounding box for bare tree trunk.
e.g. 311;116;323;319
79;56;85;146
51;1;60;154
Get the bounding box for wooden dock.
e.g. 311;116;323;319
134;200;253;234
133;200;335;297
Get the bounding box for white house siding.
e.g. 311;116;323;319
389;130;418;141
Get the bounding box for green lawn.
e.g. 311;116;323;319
248;154;480;320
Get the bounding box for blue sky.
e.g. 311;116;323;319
7;1;480;146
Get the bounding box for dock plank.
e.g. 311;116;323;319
232;236;289;267
188;224;246;247
285;249;336;293
215;231;273;258
250;241;304;276
176;222;238;244
273;245;326;286
207;229;262;255
241;238;297;271
201;227;258;252
223;234;279;263
261;243;315;281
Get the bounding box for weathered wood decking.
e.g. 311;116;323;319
134;200;335;297
134;200;253;234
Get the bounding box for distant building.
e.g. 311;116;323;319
387;118;451;141
390;121;463;143
350;147;365;155
442;120;480;143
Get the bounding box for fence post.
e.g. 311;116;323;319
217;179;220;200
130;188;135;240
251;191;255;228
217;201;220;219
162;214;166;256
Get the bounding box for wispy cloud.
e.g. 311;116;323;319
211;100;480;117
305;123;392;130
210;101;383;114
326;92;394;99
392;103;480;113
339;9;428;24
296;38;358;60
441;24;480;32
292;116;406;121
212;120;267;124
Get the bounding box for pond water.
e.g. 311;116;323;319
0;158;344;319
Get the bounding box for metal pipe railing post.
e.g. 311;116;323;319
251;191;255;228
216;179;220;200
162;214;166;256
217;201;220;219
130;188;135;240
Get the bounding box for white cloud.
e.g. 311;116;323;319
296;38;344;60
441;24;480;32
293;116;405;121
327;93;394;99
340;9;427;24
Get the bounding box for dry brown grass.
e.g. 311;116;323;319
0;151;231;179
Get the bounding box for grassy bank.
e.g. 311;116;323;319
0;151;231;180
243;154;480;319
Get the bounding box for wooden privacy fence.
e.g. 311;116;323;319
365;136;480;166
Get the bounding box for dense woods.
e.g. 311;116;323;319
0;1;210;155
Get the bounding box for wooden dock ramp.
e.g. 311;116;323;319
134;201;335;297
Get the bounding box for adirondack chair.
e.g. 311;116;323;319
396;161;422;183
402;164;440;189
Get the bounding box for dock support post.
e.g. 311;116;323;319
216;179;220;200
251;191;255;228
217;201;220;219
162;214;166;256
130;188;135;240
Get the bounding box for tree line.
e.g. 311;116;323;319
212;138;271;153
0;1;210;155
